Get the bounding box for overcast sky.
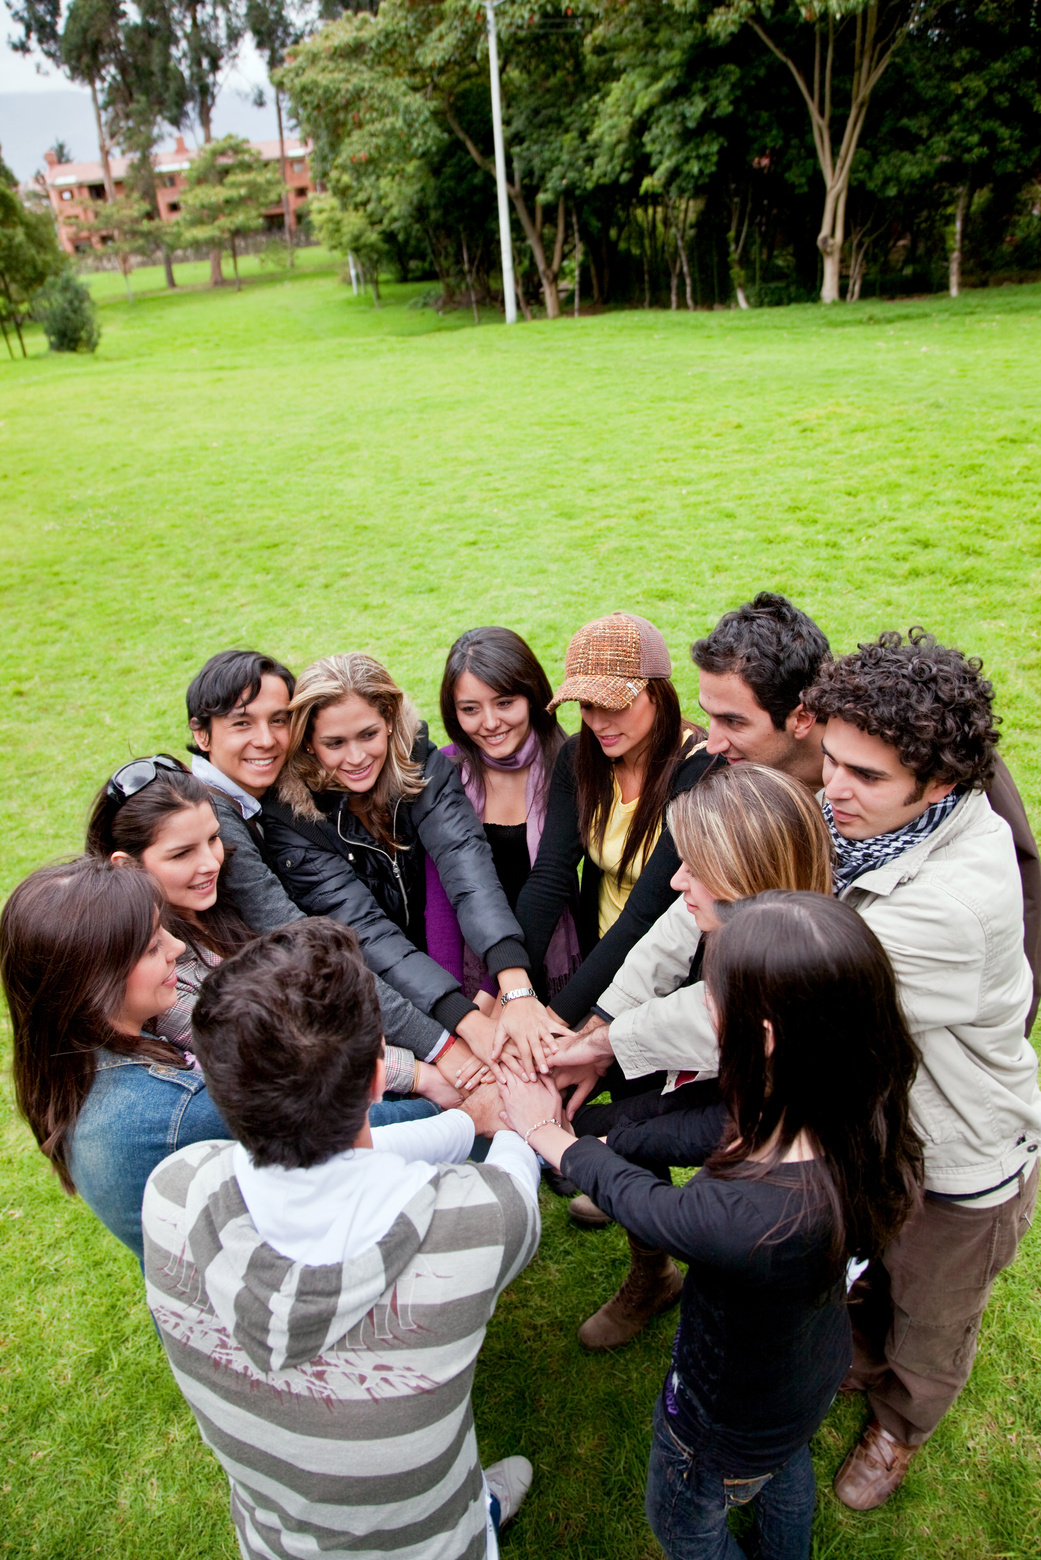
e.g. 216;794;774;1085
0;7;288;177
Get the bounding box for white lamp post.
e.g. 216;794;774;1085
485;0;517;324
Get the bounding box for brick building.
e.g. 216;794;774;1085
42;134;315;254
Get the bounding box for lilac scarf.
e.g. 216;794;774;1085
425;733;580;997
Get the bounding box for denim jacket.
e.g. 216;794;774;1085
65;1049;231;1263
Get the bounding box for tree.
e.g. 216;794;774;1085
68;190;153;299
49;138;74;163
247;0;305;264
166;0;248;282
310;191;386;299
7;0;118;199
710;0;936;302
176;134;282;286
0;154;66;358
33;270;101;350
281;0;596;318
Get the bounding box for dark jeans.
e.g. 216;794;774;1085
848;1161;1039;1445
646;1397;815;1560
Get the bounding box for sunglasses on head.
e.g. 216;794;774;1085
106;754;182;804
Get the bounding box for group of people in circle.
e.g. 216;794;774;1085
3;594;1039;1560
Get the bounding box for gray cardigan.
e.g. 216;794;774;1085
211;790;447;1060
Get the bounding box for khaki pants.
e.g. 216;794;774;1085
847;1162;1038;1446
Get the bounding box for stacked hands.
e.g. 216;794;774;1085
443;1001;616;1170
442;993;613;1128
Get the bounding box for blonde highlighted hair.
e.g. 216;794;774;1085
278;654;425;836
668;764;833;904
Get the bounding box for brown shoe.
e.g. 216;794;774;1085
833;1420;917;1511
568;1194;611;1229
578;1233;683;1349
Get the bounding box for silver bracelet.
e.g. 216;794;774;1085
522;1118;555;1147
501;986;537;1007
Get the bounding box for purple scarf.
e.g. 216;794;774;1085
425;732;580;997
453;728;548;872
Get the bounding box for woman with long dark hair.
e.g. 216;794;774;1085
263;652;566;1084
0;856;227;1261
427;626;580;1001
514;612;718;1030
558;764;836;1350
500;892;923;1560
86;755;455;1111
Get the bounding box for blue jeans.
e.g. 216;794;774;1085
646;1397;816;1560
370;1096;440;1128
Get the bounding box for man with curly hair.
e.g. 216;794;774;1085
802;630;1041;1512
692;595;1039;1029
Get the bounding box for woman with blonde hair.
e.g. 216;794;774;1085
263;652;565;1083
548;762;835;1347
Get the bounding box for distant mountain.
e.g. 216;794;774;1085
0;88;282;183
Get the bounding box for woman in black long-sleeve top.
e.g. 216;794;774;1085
514;612;718;1028
501;891;923;1560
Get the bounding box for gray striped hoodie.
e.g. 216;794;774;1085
143;1139;540;1560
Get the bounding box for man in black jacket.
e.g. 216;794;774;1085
185;649;466;1076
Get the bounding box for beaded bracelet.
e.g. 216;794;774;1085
522;1118;555;1147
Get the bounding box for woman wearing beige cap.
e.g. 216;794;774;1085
515;612;718;1032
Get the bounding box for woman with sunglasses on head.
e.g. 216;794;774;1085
262;653;568;1087
86;756;459;1115
425;627;580;1005
513;613;719;1038
500;892;924;1560
0;856;228;1263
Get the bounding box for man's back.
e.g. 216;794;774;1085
144;1138;540;1560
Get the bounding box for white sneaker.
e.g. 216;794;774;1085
484;1456;534;1527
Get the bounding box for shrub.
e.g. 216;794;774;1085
34;272;100;353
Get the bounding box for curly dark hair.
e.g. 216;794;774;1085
802;628;1000;789
691;592;831;730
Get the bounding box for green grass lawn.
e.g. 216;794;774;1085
2;260;1040;1559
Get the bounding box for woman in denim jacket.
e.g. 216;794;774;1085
0;855;228;1263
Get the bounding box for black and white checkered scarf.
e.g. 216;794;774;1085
825;788;963;894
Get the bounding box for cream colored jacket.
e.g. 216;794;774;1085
601;789;1041;1196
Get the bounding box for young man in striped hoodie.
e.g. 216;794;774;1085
142;916;540;1560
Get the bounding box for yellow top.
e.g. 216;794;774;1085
587;777;662;937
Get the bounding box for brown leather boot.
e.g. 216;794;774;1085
833;1419;918;1510
578;1233;683;1349
568;1194;611;1229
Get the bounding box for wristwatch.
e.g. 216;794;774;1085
500;986;537;1007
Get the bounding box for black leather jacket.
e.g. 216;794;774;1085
263;728;529;1033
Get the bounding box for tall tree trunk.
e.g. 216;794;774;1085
676;198;698;311
442;111;565;317
276;91;294;267
949;183;970;298
461;231;479;323
198;99;225;287
0;313;14;360
512;242;533;321
749;3;907;305
1;276;27;355
231;234;240;291
89;80;116;202
589;247;602;305
572;208;581;318
163;248;176;289
728;193;751;308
